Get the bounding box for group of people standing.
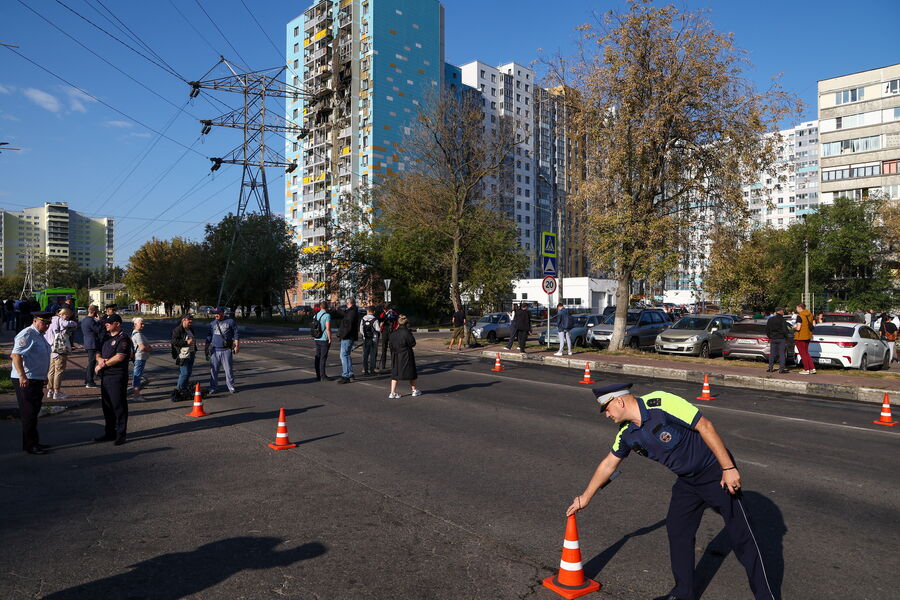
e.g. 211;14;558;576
311;298;421;398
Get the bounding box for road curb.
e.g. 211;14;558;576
480;351;890;404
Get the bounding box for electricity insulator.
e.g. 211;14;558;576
296;128;309;140
286;162;298;174
200;120;212;135
189;82;201;98
210;157;223;172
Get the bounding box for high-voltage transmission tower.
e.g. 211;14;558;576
189;57;312;306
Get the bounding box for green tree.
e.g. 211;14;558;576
125;237;203;314
0;274;25;299
543;0;797;349
202;213;301;312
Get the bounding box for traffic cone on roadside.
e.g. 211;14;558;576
185;383;208;417
491;352;504;372
268;408;298;450
542;514;601;599
873;393;897;426
578;362;595;385
696;374;716;401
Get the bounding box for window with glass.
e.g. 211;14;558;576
834;87;864;105
822;136;880;156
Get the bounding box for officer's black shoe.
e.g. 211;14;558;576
25;446;46;455
336;377;350;384
114;437;127;446
94;435;116;443
766;367;775;372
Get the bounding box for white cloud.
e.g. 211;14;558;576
0;84;15;95
1;111;20;122
105;120;133;128
23;88;62;113
65;87;96;112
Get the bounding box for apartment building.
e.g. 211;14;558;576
744;120;820;229
284;0;445;305
0;202;114;277
818;63;900;203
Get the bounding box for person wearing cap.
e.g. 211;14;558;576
170;314;198;401
10;311;54;454
205;307;240;395
567;384;774;600
94;314;133;445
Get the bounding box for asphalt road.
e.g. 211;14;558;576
1;323;898;600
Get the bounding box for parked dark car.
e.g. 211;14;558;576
588;308;670;349
722;320;796;364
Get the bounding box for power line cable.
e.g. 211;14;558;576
53;0;185;81
166;0;222;59
192;0;249;69
3;46;207;158
91;0;184;80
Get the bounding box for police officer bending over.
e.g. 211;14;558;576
94;313;133;446
10;311;53;455
567;383;774;600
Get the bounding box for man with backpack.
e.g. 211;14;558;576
879;312;897;363
311;300;332;381
359;306;380;376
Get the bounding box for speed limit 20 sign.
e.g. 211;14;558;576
542;276;557;295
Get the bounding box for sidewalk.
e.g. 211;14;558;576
416;337;900;405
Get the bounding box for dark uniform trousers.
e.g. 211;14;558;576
378;328;392;370
100;372;129;439
314;340;330;380
667;465;774;600
15;378;46;450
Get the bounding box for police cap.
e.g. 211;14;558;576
211;307;225;315
102;313;123;324
32;311;53;322
592;383;634;411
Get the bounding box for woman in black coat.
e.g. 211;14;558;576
388;315;421;398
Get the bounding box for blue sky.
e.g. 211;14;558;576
1;0;897;266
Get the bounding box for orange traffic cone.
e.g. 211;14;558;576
874;393;897;426
579;362;595;385
696;374;716;401
268;408;298;450
542;514;601;599
185;383;208;417
491;352;504;372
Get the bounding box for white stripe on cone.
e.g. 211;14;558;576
278;421;286;426
276;432;288;438
563;539;580;549
559;559;583;571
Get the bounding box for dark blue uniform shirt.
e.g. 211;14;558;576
610;391;717;477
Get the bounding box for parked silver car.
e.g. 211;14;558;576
470;312;512;343
655;314;736;358
538;313;602;347
588;308;670;349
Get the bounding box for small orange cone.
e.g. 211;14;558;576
696;374;716;401
491;352;504;372
579;362;595;384
185;383;208;417
874;393;897;426
542;514;601;599
268;408;298;450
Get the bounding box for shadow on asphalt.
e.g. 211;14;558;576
42;537;327;599
583;518;666;579
126;405;324;443
426;381;501;394
693;491;786;600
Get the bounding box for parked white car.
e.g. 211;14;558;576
806;323;891;370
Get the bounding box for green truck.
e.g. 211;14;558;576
36;288;77;312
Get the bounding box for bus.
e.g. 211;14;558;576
36;288;77;312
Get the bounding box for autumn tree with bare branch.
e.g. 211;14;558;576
544;0;798;349
376;88;528;312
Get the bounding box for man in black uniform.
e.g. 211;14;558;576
94;313;133;446
567;383;774;600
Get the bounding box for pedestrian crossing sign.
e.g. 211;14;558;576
541;232;557;257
